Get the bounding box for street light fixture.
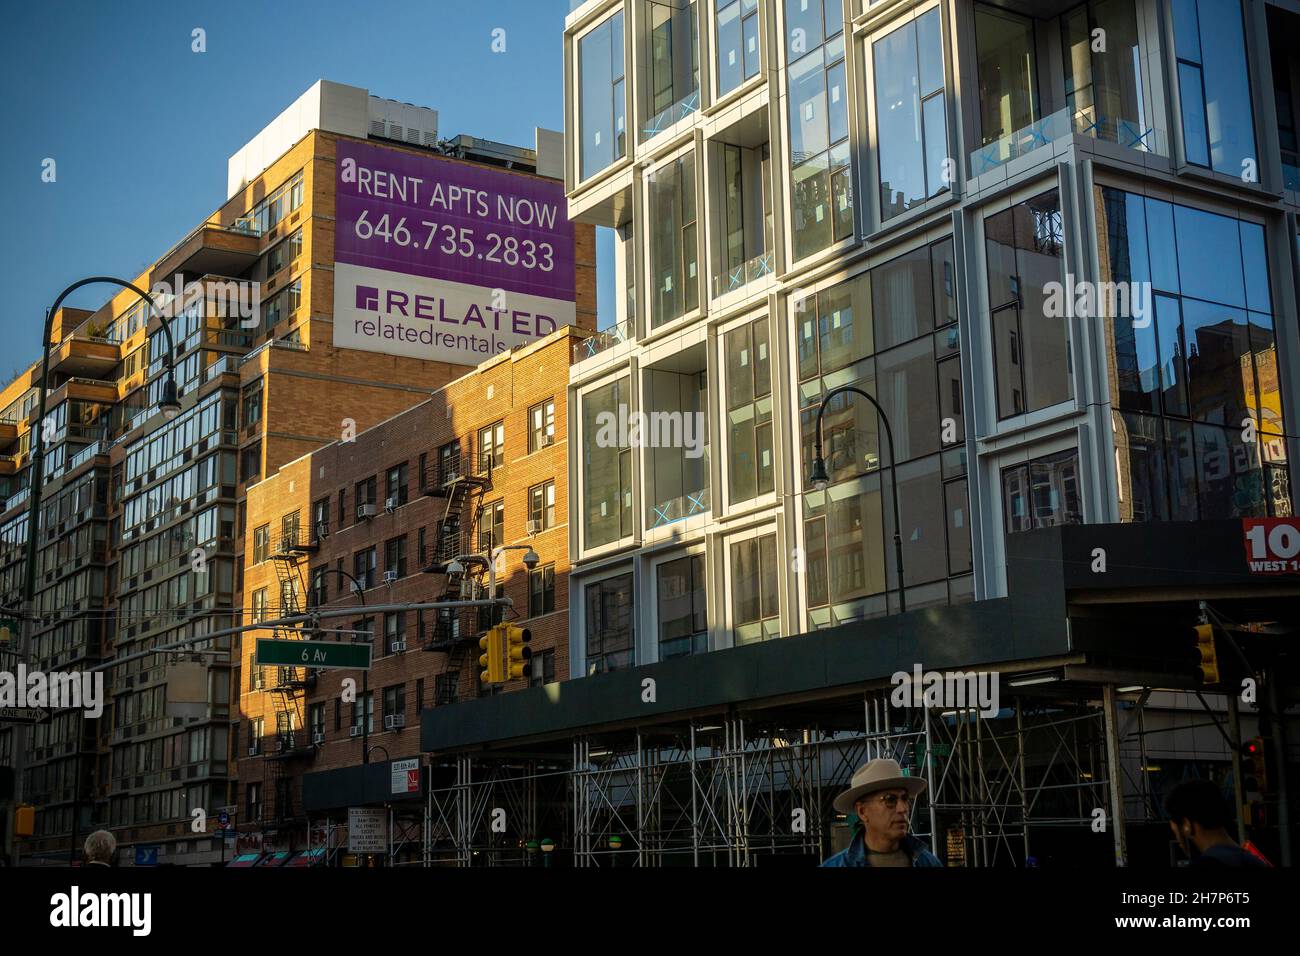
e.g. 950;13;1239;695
808;385;907;613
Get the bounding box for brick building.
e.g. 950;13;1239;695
237;326;581;858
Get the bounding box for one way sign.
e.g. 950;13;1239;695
0;706;50;724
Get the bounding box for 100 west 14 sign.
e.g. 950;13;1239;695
333;140;576;365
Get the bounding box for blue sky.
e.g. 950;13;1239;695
0;0;610;367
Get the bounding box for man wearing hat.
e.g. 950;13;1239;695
821;758;941;867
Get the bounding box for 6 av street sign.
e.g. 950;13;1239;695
255;639;372;670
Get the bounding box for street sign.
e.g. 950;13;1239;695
135;845;160;866
347;807;387;854
0;706;49;725
218;811;230;829
391;758;420;795
255;639;371;670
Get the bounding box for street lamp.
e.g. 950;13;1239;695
807;385;907;614
10;277;183;866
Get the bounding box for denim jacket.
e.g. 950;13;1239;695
821;833;943;867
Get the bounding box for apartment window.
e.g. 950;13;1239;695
309;566;328;607
479;501;504;552
338;488;346;525
644;368;710;527
1172;0;1255;174
241;380;263;430
251;587;268;624
384;612;406;654
579;10;626;181
415;678;425;713
985;190;1072;419
648;151;699;328
252;524;269;563
787;0;850;259
716;0;760;97
716;142;774;297
585;572;634;674
265;229;302;277
351;692;375;734
1062;0;1144;147
730;533;778;644
354;548;376;589
246;782;260;822
281;510;300;547
240;442;261;482
529;400;556;453
528;564;556;617
355;476;377;512
582;377;634;549
418;452;428;490
312;497;330;539
873;6;947;221
1003;449;1082;533
386;462;408;506
724;318;773;505
645;0;700;137
529;481;556;531
383;684;406;723
974;4;1038;149
385;536;407;578
308;703;325;740
262;280;302;332
478;422;505;471
657;553;706;658
528;648;556;688
1097;185;1289;521
437;440;461;484
435;671;459;706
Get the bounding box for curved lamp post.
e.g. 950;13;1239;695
807;385;907;614
13;277;182;865
309;567;372;762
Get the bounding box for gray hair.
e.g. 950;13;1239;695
83;829;116;864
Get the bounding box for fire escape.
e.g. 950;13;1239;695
263;520;318;831
420;444;495;700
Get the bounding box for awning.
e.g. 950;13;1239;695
226;853;263;868
285;848;326;867
255;850;293;867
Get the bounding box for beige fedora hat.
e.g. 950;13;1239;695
833;758;927;815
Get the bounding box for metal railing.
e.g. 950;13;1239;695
969;107;1165;176
573;320;631;362
712;249;775;298
643;89;700;140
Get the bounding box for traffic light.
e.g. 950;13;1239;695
14;804;34;838
1244;737;1270;794
504;626;532;680
1193;623;1219;684
479;625;505;684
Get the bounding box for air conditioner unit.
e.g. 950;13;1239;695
383;570;399;584
247;745;258;756
349;726;361;738
392;640;406;654
315;522;329;538
541;433;555;447
526;519;542;534
311;731;325;746
357;503;377;520
385;497;397;513
351;580;365;593
385;714;407;730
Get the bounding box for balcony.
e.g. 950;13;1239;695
969;107;1165;176
573;320;630;363
420;527;467;574
421;448;493;497
0;454;19;477
50;335;121;379
643;89;700;141
44;377;119;408
0;417;19;451
275;529;319;556
712;250;774;298
149;220;261;289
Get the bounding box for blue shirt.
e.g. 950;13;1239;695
821;833;943;867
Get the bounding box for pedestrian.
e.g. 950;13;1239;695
83;829;116;867
1165;779;1268;867
821;758;941;867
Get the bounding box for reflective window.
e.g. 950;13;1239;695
1172;0;1256;175
648;152;699;327
657;553;707;658
730;533;779;644
579;13;626;181
724;318;774;506
974;5;1038;147
1062;0;1144;145
582;377;633;549
586;573;635;673
874;7;947;221
1002;449;1082;534
716;0;759;97
645;0;700;138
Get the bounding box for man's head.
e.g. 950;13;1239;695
83;829;116;866
854;786;914;843
1164;779;1231;856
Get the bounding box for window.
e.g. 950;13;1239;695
386;462;408;506
251;587;268;624
241;380;263;431
478;422;505;471
529;400;556;453
1172;0;1256;175
351;692;374;734
281;510;300;547
338;488;346;525
731;534;778;644
657;553;706;658
418;452;428;490
265;229;302;277
715;141;773;297
644;368;710;527
354;548;376;589
985;190;1072;419
435;671;459;706
645;0;700;137
383;685;406;722
479;501;504;552
582;377;634;548
529;481;556;531
716;0;760;97
974;5;1038;149
309;566;328;607
384;612;405;654
1002;449;1082;533
528;648;557;688
416;678;425;713
313;497;330;539
585;573;634;674
1062;0;1145;147
252;524;269;563
649;151;699;328
246;782;260;822
787;0;850;258
240;442;261;482
385;536;407;578
873;7;947;221
308;703;325;739
529;564;556;617
579;11;626;181
355;476;377;512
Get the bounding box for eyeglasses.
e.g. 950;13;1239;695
876;793;913;810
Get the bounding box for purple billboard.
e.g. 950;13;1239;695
333;139;576;364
